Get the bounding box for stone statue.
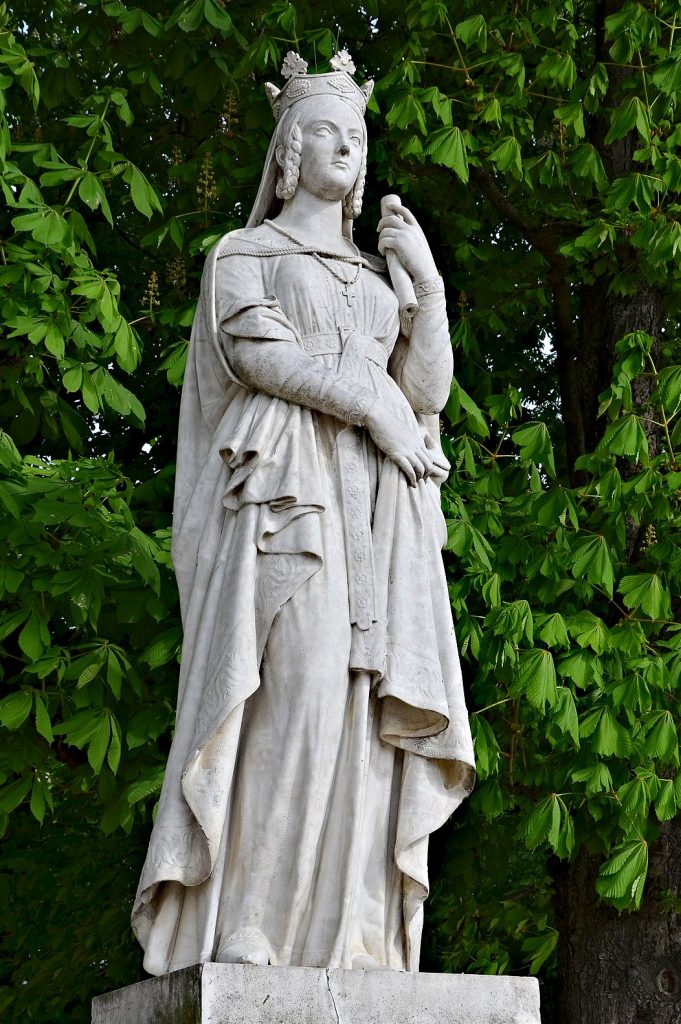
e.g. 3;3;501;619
132;50;475;977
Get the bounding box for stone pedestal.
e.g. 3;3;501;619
91;963;541;1023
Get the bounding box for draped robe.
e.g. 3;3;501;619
132;223;475;976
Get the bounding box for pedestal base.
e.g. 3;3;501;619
91;963;541;1023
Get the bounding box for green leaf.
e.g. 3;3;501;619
448;379;489;437
0;609;30;642
654;779;676;822
386;94;427;134
596;839;648;909
605;97;650;144
18;614;45;660
125;164;162;218
569;144;608;189
490;137;522;179
570;535;614;597
553;687;580;747
471;715;500;779
425;127;469;182
127;766;166;805
536;53;577;90
113;317;141;372
619;574;670;619
571;761;613;794
654;365;681;416
34;695;53;743
455;14;487;51
0;691;33;730
30;778;46;823
568;612;611;655
77;656;104;688
177;0;204;31
651;60;681;96
522;796;554;849
618;774;651;820
203;0;233;31
591;707;632;757
140;626;182;667
0;775;32;813
522;928;559;975
515;649;558;712
598;414;648;462
554;102;585;140
512;421;556;476
107;718;122;774
479;97;501;126
87;714;111;774
536;613;569;649
643;711;679;764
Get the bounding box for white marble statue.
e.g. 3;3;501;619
132;50;475;977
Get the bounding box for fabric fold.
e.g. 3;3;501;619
132;225;475;977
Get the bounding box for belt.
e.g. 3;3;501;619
299;328;388;632
300;328;389;371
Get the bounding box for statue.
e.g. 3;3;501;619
132;50;475;977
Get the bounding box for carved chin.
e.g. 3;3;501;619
303;171;356;202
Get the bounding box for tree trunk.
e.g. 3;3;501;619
554;819;681;1024
576;280;662;458
553;198;669;1022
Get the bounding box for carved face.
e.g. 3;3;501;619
279;96;365;202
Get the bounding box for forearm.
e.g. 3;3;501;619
394;277;452;414
229;338;374;425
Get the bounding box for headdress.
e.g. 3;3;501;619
264;49;374;123
246;49;374;231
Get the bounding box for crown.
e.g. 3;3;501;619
264;49;374;123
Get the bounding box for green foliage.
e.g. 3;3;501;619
2;0;681;1018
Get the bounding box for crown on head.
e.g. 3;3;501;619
265;49;374;123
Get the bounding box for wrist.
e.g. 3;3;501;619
324;379;375;427
413;274;445;299
411;261;439;286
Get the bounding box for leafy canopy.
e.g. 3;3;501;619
1;0;681;1018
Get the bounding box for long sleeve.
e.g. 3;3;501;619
216;255;375;427
389;278;452;415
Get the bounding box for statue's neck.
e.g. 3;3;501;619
272;191;347;248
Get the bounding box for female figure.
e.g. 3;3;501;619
133;52;474;976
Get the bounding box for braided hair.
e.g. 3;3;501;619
275;122;302;200
343;153;366;220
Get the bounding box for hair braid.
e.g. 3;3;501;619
275;122;302;200
343;153;366;220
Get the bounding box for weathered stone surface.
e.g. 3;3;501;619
132;49;476;979
92;964;541;1024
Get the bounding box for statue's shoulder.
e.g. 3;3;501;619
215;223;286;260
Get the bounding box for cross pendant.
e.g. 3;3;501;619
341;280;356;306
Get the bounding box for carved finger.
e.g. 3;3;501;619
377;215;406;232
395;455;417;486
377;237;399;255
396;204;417;226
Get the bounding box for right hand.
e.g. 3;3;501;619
365;398;448;486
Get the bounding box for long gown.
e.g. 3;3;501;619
132;221;475;976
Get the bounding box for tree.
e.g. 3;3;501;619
1;2;680;1022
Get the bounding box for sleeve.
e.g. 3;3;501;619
389;278;452;415
215;254;300;389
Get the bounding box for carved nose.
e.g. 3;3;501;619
339;144;350;156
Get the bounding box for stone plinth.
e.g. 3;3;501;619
91;963;541;1023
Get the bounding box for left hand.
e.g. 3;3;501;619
377;198;438;283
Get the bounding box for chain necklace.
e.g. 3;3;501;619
265;219;362;305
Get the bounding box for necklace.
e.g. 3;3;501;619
265;219;362;306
